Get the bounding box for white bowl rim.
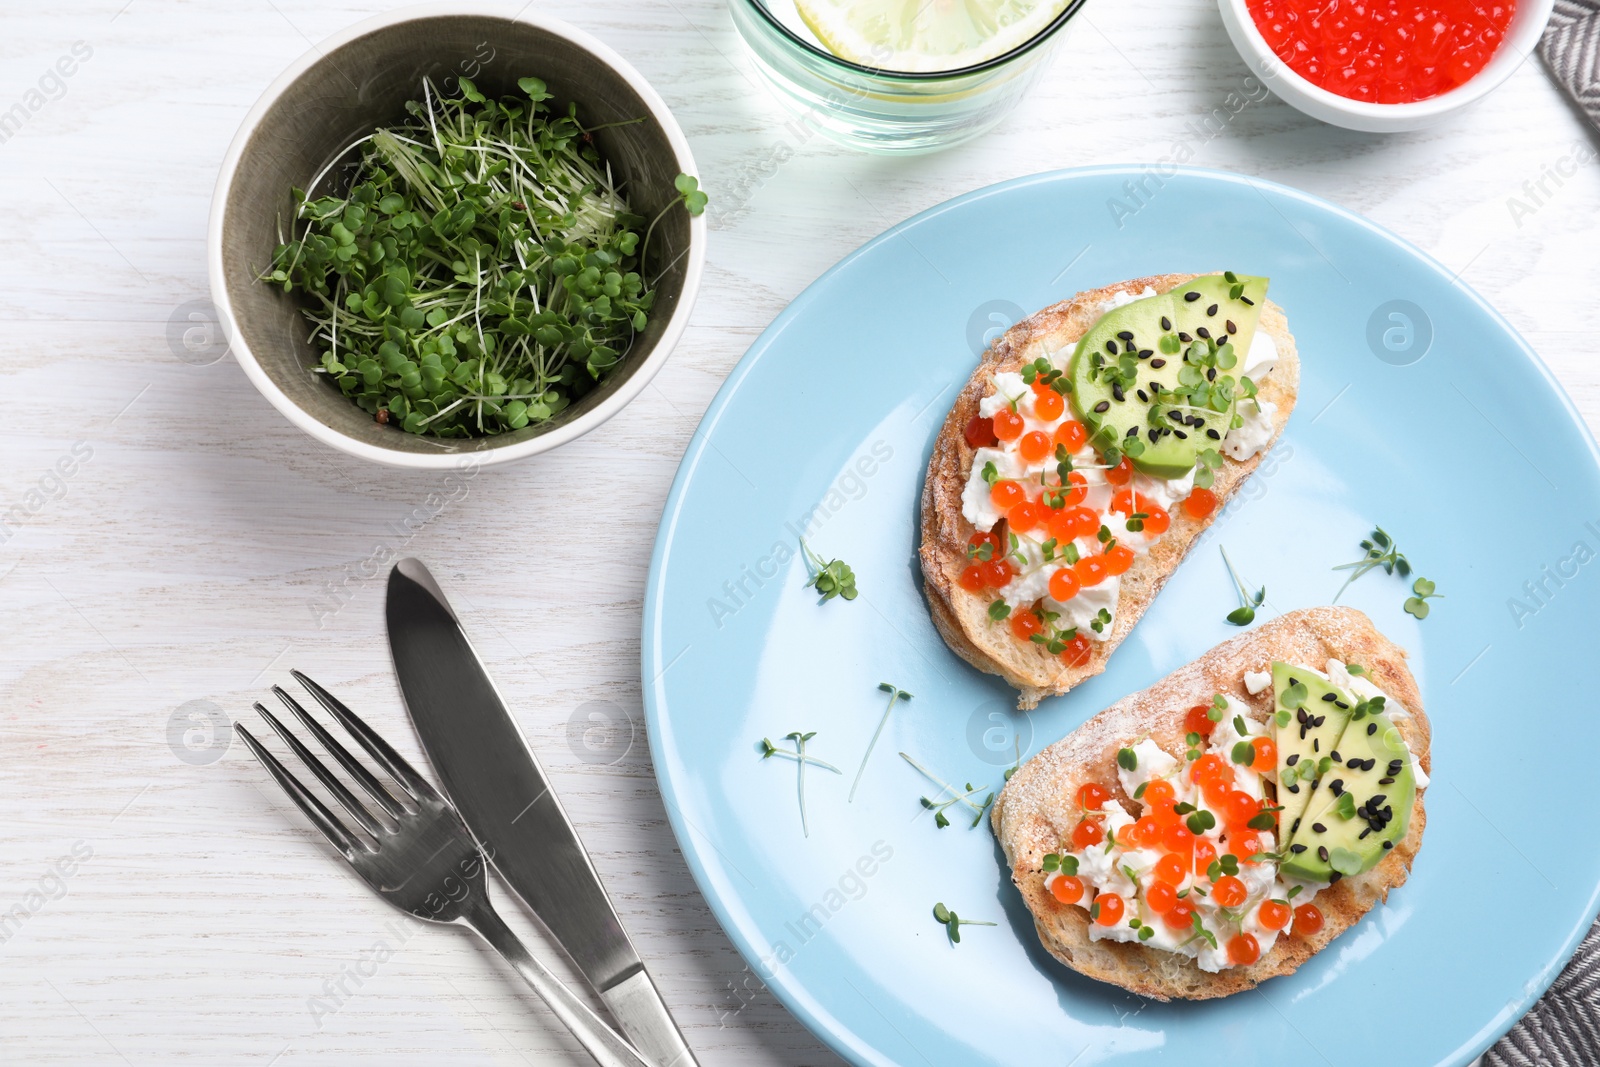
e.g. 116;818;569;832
1218;0;1554;122
207;1;706;470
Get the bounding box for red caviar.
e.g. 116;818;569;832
1163;898;1197;930
958;565;985;591
1071;817;1104;849
993;409;1024;441
1252;736;1278;768
1294;903;1325;935
1061;634;1093;667
1211;875;1248;908
1034;389;1065;421
1010;611;1043;640
1247;0;1516;104
990;479;1025;510
964;415;998;448
1078;783;1111;811
1183;486;1217;520
1257;899;1292;931
1154;853;1188;886
1074;556;1109;588
1009;500;1045;533
1051;874;1084;905
1054;419;1088;451
1184;703;1217;738
1103;544;1136;576
1144;881;1179;914
1094;892;1125;926
1105;456;1134;485
980;559;1015;588
1049;568;1081;602
1227;932;1261;966
1019;430;1052;464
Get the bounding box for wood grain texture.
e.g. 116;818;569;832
0;1;1595;1064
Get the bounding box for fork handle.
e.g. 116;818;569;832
459;895;653;1067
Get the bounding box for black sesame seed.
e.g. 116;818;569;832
1149;358;1167;369
1197;326;1211;339
1147;428;1160;443
1226;320;1237;334
1124;340;1137;353
1313;739;1319;752
1112;384;1124;402
1288;784;1300;793
1330;779;1344;796
1093;401;1110;413
1312;822;1327;834
1137;389;1149;402
1291;817;1302;833
1105;341;1117;355
1173;429;1187;439
1184;291;1200;302
1179;332;1192;342
1168;410;1184;423
1206;429;1221;439
1334;700;1349;710
1317;846;1329;862
1359;828;1371;839
1206;303;1218;316
1382;840;1393;850
1288;676;1300;686
1290;843;1307;853
1330;750;1342;762
1313;715;1326;727
1286;753;1299;765
1367;723;1378;735
1206;368;1217;381
1117;330;1134;341
1160;316;1172;330
1296;709;1309;724
1321;692;1337;702
1369;794;1387;807
1329;871;1343;884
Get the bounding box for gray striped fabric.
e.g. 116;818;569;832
1487;915;1600;1066
1542;0;1600;130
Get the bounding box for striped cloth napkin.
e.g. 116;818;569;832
1541;0;1600;130
1486;916;1600;1065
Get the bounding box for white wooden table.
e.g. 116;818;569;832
1;1;1594;1063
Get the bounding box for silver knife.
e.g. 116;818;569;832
386;558;698;1067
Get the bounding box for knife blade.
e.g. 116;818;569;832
386;558;697;1067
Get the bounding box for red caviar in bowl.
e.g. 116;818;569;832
1247;0;1517;105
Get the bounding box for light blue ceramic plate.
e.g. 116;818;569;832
643;166;1600;1067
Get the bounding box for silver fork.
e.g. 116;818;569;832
237;671;651;1067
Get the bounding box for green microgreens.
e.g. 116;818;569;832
1350;695;1386;722
1124;510;1149;534
801;539;858;603
1028;612;1080;657
1117;747;1138;772
1333;792;1357;820
261;75;705;437
1345;663;1367;676
848;683;912;803
932;902;997;945
1004;735;1024;782
988;599;1011;621
1021;356;1066;393
1209;694;1227;722
1182;911;1219;950
1233;714;1248;736
1041;852;1079;875
1184;731;1203;761
901;752;994;829
1328;846;1365;876
1279;679;1309;710
1404;577;1443;619
759;731;841;838
1206;853;1240;883
981;461;999;486
1192;447;1224;490
640;172;706;265
1286;884;1304;899
1247;805;1283;831
1333;526;1411;602
1220;545;1265;626
1185;808;1217;835
1230;740;1255;767
1089;607;1113;635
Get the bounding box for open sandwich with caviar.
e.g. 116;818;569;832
919;273;1299;708
992;607;1430;999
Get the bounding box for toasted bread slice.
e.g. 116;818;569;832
992;606;1429;1000
919;274;1299;709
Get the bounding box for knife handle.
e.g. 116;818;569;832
458;894;652;1067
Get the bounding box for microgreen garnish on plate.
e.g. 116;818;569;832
1404;577;1443;619
901;752;993;829
262;75;705;437
759;732;841;838
1192;447;1224;490
1220;546;1265;625
932;902;996;945
849;683;913;802
1117;747;1138;772
800;539;857;603
1332;526;1411;602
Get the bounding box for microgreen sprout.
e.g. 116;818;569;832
932;902;996;945
759;732;841;838
901;752;994;829
1404;577;1443;619
849;683;913;802
1220;545;1265;626
800;539;857;603
261;75;705;437
1333;526;1411;602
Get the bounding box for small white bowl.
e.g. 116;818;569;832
1218;0;1554;132
209;3;704;470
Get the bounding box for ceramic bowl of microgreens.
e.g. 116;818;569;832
209;3;705;469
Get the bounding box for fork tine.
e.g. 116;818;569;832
254;703;385;838
272;686;408;820
291;670;442;803
236;723;363;857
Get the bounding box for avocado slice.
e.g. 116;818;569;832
1067;273;1269;479
1280;705;1417;883
1270;661;1356;837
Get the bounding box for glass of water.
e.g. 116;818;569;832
730;0;1086;153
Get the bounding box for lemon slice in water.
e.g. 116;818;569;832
794;0;1067;73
